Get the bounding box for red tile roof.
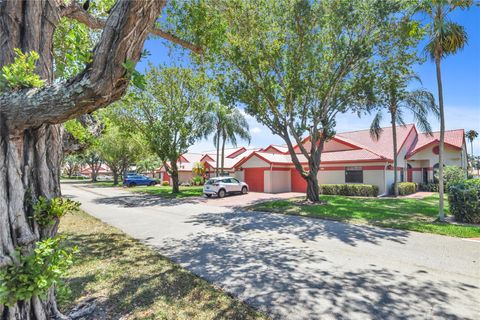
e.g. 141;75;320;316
407;129;464;158
336;124;416;160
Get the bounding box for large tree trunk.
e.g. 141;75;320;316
305;171;321;202
0;1;164;318
112;171;119;186
215;128;221;177
170;161;180;193
435;55;445;221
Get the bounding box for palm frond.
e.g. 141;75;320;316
369;111;383;141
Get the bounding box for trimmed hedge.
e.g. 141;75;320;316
448;179;480;224
418;183;439;192
397;182;417;196
320;184;379;197
161;181;170;186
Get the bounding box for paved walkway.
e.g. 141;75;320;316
62;183;480;320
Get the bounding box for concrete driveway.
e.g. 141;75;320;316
62;182;480;320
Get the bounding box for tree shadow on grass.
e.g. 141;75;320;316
153;230;479;320
60;232;258;319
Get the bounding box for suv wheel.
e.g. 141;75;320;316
206;194;212;198
241;186;248;194
218;189;226;198
129;182;136;187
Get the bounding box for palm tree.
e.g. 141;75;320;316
219;107;251;175
466;129;478;159
370;76;438;197
203;104;251;176
423;0;471;221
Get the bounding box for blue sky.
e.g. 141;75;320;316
137;6;480;154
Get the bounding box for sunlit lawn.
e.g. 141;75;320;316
250;194;480;238
130;185;204;198
58;210;266;319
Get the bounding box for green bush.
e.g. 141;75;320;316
418;183;439;192
443;166;467;190
397;182;417;196
0;236;77;306
320;184;379;197
448;179;480;224
191;176;204;186
161;181;170;186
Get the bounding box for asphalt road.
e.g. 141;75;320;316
62;182;480;320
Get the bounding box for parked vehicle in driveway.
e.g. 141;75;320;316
123;175;157;187
203;177;248;198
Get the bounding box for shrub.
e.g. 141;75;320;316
448;179;480;224
0;236;77;306
161;181;170;186
418;183;439;192
397;182;417;196
191;176;204;186
319;184;379;197
443;166;467;190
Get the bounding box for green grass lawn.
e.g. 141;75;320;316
249;195;480;238
130;185;204;198
58;210;266;319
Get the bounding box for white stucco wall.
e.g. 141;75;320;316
396;128;417;167
408;145;464;167
270;170;291;193
317;170;345;184
234;170;244;182
178;172;193;183
241;156;269;168
364;170;386;195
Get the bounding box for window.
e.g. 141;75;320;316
345;166;363;183
231;178;240;184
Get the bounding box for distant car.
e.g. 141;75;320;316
203;177;248;198
123;175;157;187
72;173;89;179
97;175;113;181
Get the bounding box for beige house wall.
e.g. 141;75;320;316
234;170;244;182
241;156;270;168
270;170;291;193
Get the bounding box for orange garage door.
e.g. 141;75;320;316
244;168;265;192
291;169;307;192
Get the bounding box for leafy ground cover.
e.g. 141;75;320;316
249;194;480;238
58;210;266;319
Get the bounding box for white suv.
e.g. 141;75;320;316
203;177;249;198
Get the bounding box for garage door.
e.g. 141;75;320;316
291;169;307;192
244;168;265;192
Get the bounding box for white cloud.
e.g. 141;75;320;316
251;127;262;135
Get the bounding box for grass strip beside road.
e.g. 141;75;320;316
249;195;480;238
129;185;204;198
58;210;267;319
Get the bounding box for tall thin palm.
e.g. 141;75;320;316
219;108;251;174
423;0;471;221
466;129;478;158
370;79;438;196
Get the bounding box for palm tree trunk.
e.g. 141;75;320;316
435;55;445;221
221;131;226;175
391;112;399;197
215;129;220;177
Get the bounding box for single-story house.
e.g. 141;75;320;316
156;147;261;184
234;124;467;195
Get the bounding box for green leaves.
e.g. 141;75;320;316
33;197;80;227
0;236;78;306
122;59;147;89
0;49;45;92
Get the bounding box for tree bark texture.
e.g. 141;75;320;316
170;161;180;193
0;0;164;318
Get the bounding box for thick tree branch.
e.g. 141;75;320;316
1;0;165;130
60;0;202;54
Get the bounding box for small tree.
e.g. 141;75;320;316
136;155;162;178
116;66;211;193
62;154;84;177
97;126;143;185
466;129;478;160
82;148;102;182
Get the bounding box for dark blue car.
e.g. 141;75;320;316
123;175;157;187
